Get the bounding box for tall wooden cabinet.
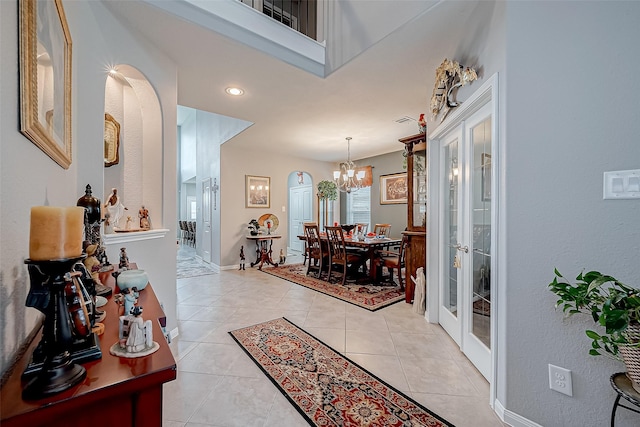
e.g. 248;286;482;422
399;133;427;303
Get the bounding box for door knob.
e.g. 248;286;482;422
455;244;469;253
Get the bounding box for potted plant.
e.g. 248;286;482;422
248;219;260;235
549;269;640;391
317;180;338;201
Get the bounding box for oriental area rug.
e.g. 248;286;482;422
229;318;455;427
262;263;404;311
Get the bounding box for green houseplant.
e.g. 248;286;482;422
317;180;338;201
549;269;640;390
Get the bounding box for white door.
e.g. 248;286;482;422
201;178;212;263
289;185;313;252
438;104;493;380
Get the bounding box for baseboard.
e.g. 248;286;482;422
169;327;179;340
221;264;243;271
494;399;542;427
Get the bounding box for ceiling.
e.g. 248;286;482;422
103;0;493;163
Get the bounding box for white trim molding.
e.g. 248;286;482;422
495;399;543;427
102;228;170;246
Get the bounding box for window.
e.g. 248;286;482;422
346;187;371;227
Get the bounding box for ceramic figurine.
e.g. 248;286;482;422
139;205;150;230
119;247;129;270
122;288;137;317
103;212;114;234
83;244;103;286
239;246;246;270
104;188;127;228
418;113;427;133
279;249;286;265
118;306;153;353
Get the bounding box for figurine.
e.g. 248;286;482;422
125;216;133;230
119;247;129;270
118;306;153;353
103;212;114;234
279;248;286;265
83;244;103;286
104;188;127;228
239;246;246;270
139;205;150;230
418;113;427;133
122;288;138;317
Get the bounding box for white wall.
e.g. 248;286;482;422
501;2;640;426
0;0;178;376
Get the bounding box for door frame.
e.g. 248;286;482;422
427;73;499;405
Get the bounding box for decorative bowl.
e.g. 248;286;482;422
116;269;149;291
341;224;356;234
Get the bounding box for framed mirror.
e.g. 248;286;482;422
104;113;120;167
19;0;72;169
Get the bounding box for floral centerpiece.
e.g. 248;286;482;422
247;219;260;235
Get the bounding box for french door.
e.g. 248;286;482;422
438;103;493;380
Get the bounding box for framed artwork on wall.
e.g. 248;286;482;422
19;0;73;169
104;113;120;167
380;173;408;205
246;175;270;208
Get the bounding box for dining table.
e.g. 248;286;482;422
298;234;402;281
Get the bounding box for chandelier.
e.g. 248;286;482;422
333;137;365;193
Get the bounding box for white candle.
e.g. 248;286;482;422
29;206;84;261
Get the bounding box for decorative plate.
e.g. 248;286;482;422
258;213;279;232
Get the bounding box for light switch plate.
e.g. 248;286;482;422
603;169;640;199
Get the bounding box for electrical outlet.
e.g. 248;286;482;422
548;364;573;396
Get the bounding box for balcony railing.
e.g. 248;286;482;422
238;0;318;41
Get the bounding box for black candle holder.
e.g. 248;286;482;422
22;256;88;400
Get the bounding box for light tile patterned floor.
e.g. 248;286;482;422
163;247;505;427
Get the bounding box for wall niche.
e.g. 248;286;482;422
103;65;162;230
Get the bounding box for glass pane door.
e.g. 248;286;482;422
439;130;462;345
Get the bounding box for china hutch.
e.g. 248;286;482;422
399;133;427;303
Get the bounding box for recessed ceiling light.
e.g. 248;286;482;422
109;68;118;75
225;87;244;96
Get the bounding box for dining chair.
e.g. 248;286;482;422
373;223;391;238
355;223;369;235
372;233;408;290
303;223;325;278
325;226;367;285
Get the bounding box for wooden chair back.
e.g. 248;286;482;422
355;223;369;235
304;223;324;277
325;226;347;264
373;223;391;238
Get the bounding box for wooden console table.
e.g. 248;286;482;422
246;234;282;270
0;265;176;427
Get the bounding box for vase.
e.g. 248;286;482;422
620;324;640;393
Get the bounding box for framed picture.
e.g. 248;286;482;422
481;153;492;201
380;173;408;205
19;0;73;169
104;113;120;167
246;175;270;208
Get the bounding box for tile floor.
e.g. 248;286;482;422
163;247;505;427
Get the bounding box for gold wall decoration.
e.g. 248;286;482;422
430;59;477;123
104;113;121;167
19;0;73;169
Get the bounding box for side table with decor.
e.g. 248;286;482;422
610;372;640;426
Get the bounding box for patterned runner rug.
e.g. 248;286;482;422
230;318;455;427
262;263;404;311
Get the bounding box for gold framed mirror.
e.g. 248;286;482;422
104;113;120;167
19;0;72;169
